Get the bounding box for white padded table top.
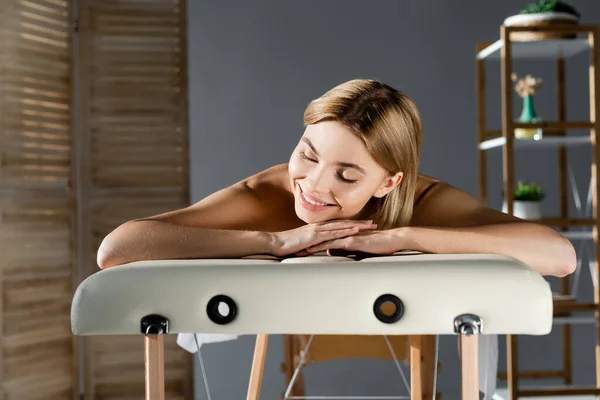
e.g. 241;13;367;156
70;253;553;336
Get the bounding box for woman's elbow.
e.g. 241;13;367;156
96;236;119;269
96;222;136;269
552;236;577;278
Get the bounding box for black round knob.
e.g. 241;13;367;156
373;294;404;324
207;295;238;325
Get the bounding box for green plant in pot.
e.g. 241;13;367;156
519;0;580;18
502;180;545;220
503;1;581;41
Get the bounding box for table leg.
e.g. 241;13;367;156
145;334;165;400
411;335;423;400
460;334;479;400
247;334;269;400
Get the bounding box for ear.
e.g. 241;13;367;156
373;171;404;198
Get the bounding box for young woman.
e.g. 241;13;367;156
97;78;576;278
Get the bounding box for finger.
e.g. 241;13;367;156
319;227;360;241
306;241;336;254
309;226;370;251
307;237;352;254
357;224;378;231
318;220;376;231
319;218;373;224
305;242;331;254
326;226;376;235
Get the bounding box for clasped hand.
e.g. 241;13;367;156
269;219;401;258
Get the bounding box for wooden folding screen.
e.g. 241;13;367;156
0;0;78;398
0;0;191;398
76;0;191;398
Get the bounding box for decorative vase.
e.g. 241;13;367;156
502;200;542;220
515;95;543;140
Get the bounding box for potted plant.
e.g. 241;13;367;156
504;0;581;41
502;180;545;220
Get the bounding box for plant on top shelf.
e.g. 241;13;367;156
503;0;580;42
519;0;580;18
512;73;544;140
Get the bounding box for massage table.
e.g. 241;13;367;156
70;252;553;400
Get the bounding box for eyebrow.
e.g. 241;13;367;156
302;137;366;175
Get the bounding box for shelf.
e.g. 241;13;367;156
479;136;590;150
512;121;595;130
553;293;575;303
533;218;595;227
561;231;593;240
554;301;598;314
476;23;600;400
476;38;590;60
495;386;600;400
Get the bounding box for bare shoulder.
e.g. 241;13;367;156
244;163;292;197
137;163;297;231
411;175;520;227
414;174;441;203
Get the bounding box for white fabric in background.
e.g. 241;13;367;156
480;335;499;400
177;333;238;353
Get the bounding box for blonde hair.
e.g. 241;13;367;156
303;79;422;229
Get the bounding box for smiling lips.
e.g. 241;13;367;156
297;183;337;211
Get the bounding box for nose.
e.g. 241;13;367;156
305;166;331;195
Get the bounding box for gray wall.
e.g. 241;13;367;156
186;1;600;398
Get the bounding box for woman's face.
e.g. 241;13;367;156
288;120;402;224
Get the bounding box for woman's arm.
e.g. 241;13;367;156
406;182;576;277
97;221;272;269
306;181;576;277
96;183;273;269
398;224;575;277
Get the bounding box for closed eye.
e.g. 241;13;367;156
300;151;317;163
337;174;357;184
300;152;358;184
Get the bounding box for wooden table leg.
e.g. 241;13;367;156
411;335;423;400
460;334;479;400
145;334;165;400
422;335;436;400
247;334;269;400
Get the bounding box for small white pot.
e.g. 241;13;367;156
502;200;541;220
